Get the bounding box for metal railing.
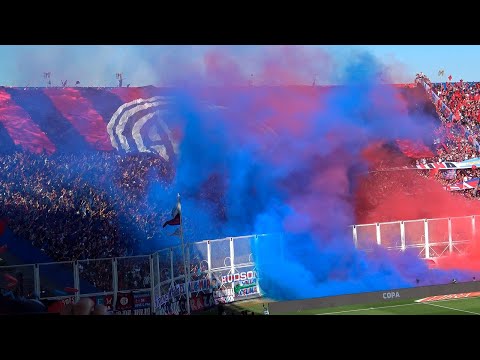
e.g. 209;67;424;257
1;215;478;314
352;215;478;258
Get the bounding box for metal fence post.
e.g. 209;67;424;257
448;218;453;254
230;237;235;275
155;251;161;313
34;264;40;298
230;238;236;302
149;254;155;315
73;261;80;302
376;223;381;246
424;219;430;259
254;234;263;297
400;221;406;251
207;241;212;282
186;246;191;313
112;258;118;312
352;226;358;248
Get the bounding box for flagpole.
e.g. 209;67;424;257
178;193;191;315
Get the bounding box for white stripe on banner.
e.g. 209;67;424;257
107;96;227;161
116;100;168;152
416;158;480;170
107;96;179;161
107;96;167;150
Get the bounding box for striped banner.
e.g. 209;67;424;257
0;86;182;162
416;158;480;170
0;85;436;163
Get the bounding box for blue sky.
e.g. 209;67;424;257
0;45;477;87
360;45;480;82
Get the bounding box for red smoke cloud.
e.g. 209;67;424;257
356;170;478;221
355;145;480;272
435;243;480;272
355;148;478;223
163;46;480;298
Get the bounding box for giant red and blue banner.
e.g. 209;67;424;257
0;87;181;162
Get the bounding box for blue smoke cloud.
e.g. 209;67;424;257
141;46;474;300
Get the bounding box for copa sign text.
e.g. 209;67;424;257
383;291;400;300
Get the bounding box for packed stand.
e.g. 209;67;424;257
419;74;480;162
0;151;177;290
412;74;480;198
0;150;226;293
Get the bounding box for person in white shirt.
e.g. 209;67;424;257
263;303;269;315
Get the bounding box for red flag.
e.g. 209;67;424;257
162;194;181;228
448;75;452;81
162;213;180;228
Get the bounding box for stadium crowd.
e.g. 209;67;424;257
414;74;480;197
0;151;177;290
0;150;218;293
0;151;174;260
413;74;479;163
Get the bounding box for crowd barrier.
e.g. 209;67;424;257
1;215;477;314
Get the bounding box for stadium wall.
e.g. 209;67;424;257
268;280;480;314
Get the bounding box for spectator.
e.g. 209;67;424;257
412;74;480;199
0;151;177;290
60;298;108;315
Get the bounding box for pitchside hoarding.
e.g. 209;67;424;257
268;280;480;314
155;270;260;314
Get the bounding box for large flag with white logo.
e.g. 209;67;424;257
0;86;181;162
0;85;433;161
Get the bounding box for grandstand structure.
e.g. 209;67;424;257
2;75;480;314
